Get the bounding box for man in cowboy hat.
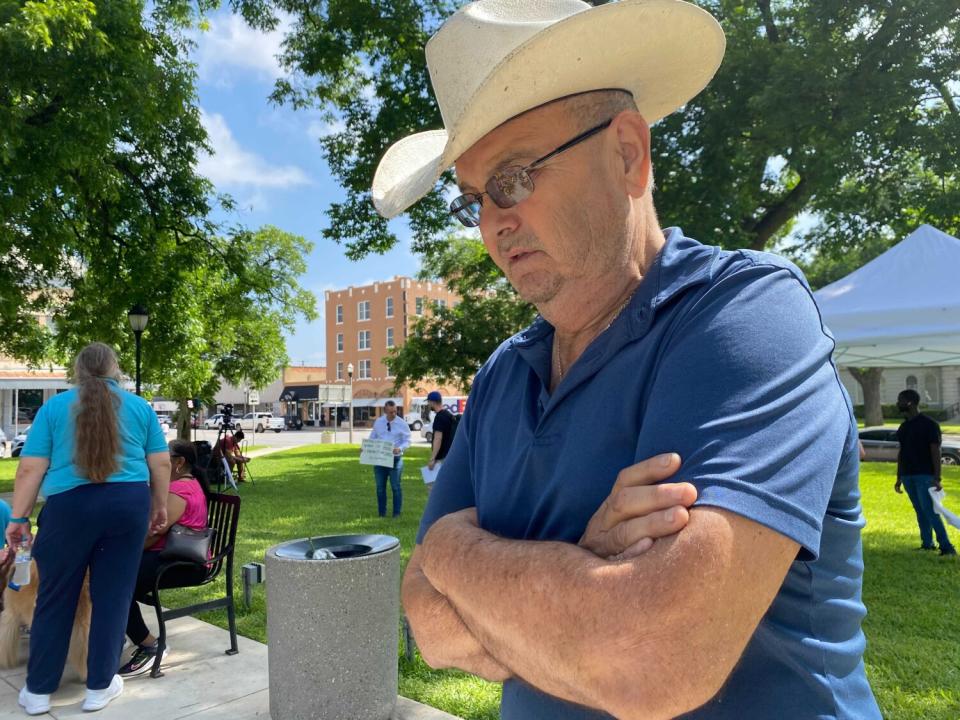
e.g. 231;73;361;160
377;2;880;718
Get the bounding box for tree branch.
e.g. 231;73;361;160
938;83;959;116
757;0;780;43
742;176;813;250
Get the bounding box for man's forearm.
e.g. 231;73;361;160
418;509;787;720
420;522;628;710
402;552;510;681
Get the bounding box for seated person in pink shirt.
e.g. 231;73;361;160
119;439;210;676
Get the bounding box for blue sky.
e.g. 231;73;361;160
189;11;420;367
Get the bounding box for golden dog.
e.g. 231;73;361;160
0;560;92;680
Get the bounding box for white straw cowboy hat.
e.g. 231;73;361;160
372;0;725;219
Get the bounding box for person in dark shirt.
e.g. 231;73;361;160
426;391;454;494
895;389;956;555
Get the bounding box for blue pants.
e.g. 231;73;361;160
374;456;403;517
902;475;955;551
27;482;150;693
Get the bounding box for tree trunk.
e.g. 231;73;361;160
848;367;884;426
178;397;192;441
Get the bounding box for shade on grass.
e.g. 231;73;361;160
1;451;958;718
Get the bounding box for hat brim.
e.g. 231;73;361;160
373;0;725;219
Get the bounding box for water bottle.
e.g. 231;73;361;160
10;540;31;589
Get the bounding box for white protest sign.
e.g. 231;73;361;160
360;439;396;468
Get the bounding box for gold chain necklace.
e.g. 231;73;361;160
553;291;635;382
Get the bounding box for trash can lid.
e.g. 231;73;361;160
273;534;399;560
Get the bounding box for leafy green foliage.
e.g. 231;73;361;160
1;2;315;433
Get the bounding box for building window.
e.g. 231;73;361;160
336;304;343;324
359;330;371;350
359;359;371;379
386;297;394;318
336;362;343;381
386;327;395;348
906;375;918;391
415;296;424;315
386;362;394;379
358;300;371;321
336;333;343;353
437;299;447;310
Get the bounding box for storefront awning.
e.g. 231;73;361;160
279;385;319;402
0;378;72;390
321;399;378;408
373;397;403;407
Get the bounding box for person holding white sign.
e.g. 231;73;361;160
369;401;411;518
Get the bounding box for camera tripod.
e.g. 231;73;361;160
211;418;253;491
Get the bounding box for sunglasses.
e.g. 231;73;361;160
449;119;613;228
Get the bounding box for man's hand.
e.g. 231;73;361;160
394;447;402;455
428;459;437;470
894;479;903;494
934;477;943;492
149;504;168;536
579;453;697;560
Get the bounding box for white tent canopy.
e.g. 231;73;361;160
814;224;960;367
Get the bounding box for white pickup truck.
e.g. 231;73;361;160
235;412;284;433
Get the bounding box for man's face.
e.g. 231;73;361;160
454;101;631;309
385;405;398;421
897;396;913;414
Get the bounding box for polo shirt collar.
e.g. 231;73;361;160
512;228;720;402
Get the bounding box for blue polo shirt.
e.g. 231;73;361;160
419;229;880;719
21;379;169;497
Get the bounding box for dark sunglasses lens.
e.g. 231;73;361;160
487;167;534;208
450;194;481;227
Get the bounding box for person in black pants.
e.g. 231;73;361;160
895;389;956;556
6;342;170;714
120;439;211;677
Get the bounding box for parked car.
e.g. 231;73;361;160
235;412;284;433
859;427;960;465
203;414;226;429
0;428;6;458
11;426;30;458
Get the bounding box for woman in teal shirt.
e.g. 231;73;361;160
6;342;170;715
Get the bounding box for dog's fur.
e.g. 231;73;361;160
0;560;92;679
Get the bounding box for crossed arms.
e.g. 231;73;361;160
402;455;798;720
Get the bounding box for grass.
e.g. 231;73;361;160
858;420;960;434
2;450;959;718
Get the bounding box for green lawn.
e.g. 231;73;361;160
2;451;959;718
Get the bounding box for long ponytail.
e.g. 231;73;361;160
73;342;121;483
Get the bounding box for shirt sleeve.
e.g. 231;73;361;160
143;404;168;454
369;421;381;441
0;500;11;540
634;264;853;560
397;421;411;451
21;403;54;458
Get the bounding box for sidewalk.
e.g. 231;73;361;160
0;608;460;720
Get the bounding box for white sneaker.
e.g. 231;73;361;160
18;686;51;715
81;674;123;712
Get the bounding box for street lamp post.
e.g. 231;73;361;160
127;305;149;396
347;362;354;445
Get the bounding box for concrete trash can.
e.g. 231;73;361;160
266;534;401;720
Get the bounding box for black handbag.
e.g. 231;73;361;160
158;524;215;565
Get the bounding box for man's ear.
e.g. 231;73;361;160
612;111;652;198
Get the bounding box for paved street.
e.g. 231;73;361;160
181;425;432;450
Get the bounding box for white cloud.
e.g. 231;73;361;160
198;110;311;189
307;117;346;140
193;12;290;82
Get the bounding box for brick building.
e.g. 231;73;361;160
324;277;467;426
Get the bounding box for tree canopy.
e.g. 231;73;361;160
1;0;316;429
234;0;958;387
